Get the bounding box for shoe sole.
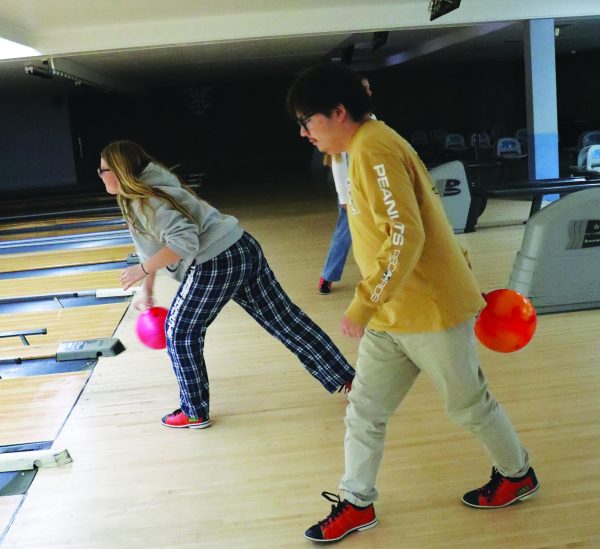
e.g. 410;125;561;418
161;419;212;429
304;518;378;543
462;483;540;509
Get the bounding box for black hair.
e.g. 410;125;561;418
286;63;372;122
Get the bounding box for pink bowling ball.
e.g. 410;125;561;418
135;306;168;349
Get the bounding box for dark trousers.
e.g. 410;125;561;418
165;232;355;419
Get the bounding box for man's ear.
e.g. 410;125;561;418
333;104;348;122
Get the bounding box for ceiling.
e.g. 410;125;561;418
0;1;599;98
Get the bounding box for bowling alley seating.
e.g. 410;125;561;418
493;137;527;182
469;132;493;159
574;144;600;174
410;130;430;149
470;132;492;149
578;129;600;149
495;137;525;159
410;130;434;161
562;129;600;170
444;133;468;153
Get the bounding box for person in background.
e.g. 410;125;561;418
287;64;539;544
100;140;355;429
318;76;373;295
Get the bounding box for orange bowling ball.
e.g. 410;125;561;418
474;289;537;353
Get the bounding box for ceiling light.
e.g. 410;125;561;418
428;0;462;22
24;57;141;94
24;64;52;78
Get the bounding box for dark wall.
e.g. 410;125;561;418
69;88;216;188
0;97;77;191
556;50;600;146
2;48;599;195
210;78;312;179
368;59;527;138
66;76;312;191
368;50;600;148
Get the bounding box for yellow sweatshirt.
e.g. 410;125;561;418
346;120;485;333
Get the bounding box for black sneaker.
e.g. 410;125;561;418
304;492;377;543
318;277;332;295
462;467;540;508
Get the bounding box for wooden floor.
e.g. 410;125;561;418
0;497;21;536
2;195;599;548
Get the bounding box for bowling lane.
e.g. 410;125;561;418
0;245;134;274
0;302;129;360
0;269;125;300
0;217;126;242
0;372;91;447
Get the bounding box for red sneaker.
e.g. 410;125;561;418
462;467;540;508
304;492;377;543
161;408;211;429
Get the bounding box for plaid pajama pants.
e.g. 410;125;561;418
165;232;355;420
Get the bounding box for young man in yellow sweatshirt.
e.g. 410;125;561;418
287;64;539;544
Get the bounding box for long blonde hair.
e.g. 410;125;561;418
101;140;195;236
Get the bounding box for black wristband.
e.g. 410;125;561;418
140;263;149;275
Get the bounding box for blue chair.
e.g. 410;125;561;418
444;133;468;152
496;137;523;158
577;144;600;173
578;130;600;149
469;132;492;149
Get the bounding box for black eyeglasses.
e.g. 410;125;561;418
296;112;317;132
97;167;111;177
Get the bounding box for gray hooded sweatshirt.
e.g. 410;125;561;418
129;163;244;282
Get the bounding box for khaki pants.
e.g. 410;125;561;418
340;318;529;506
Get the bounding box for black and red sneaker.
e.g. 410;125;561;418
318;277;333;295
462;467;540;508
304;492;377;543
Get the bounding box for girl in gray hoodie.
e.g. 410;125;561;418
99;140;354;428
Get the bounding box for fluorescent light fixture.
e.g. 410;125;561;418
24;57;142;94
0;37;40;60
